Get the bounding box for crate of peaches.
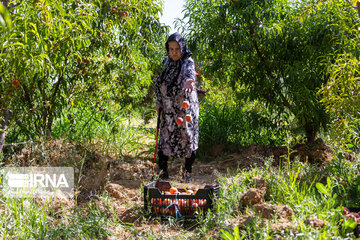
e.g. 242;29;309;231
144;180;219;217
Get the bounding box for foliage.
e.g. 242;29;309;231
51;104;155;157
220;225;243;240
197;75;290;158
0;2;11;28
0;0;167;145
181;0;359;143
199;97;289;157
201;155;360;239
320;1;360;150
1;129;360;239
0;197;110;239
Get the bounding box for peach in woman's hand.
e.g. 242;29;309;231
182;100;189;109
184;114;192;122
176;117;184;126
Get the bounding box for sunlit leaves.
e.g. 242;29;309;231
0;3;11;28
182;0;357;143
0;0;166;141
321;54;360;150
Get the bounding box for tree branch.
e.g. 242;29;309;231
249;23;295;113
21;83;34;109
45;52;70;137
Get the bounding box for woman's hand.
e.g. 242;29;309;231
183;80;194;93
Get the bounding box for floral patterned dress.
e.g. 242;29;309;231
155;34;199;159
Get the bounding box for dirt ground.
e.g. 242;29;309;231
5;138;356;238
75;138;346;214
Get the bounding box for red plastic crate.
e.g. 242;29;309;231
144;180;219;217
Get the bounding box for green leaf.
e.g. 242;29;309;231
233;226;240;240
4;42;25;48
220;229;235;240
316;182;329;196
0;3;12;28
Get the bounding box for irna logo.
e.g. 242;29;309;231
1;167;74;198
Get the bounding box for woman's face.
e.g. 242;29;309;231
168;41;181;61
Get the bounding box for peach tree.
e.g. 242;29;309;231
320;1;360;150
182;0;359;143
0;0;166;148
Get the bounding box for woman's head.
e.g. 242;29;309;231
165;32;192;61
168;41;181;61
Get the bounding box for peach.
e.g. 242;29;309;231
12;80;19;87
164;199;171;206
153;206;159;214
179;199;185;207
184;114;192;122
169;187;178;194
120;11;128;17
176;117;183;126
191;202;199;214
182;100;189;109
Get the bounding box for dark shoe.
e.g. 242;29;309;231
183;172;191;183
159;171;169;180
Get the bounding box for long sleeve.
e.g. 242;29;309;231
155;58;167;106
182;58;196;116
155;75;162;105
183;58;196;83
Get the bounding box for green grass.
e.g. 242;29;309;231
1;100;360;239
0;197;112;239
1;149;359;239
46;105;157;164
198;102;290;159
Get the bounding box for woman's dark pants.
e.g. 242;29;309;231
157;150;196;179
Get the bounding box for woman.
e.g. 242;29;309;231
155;32;199;183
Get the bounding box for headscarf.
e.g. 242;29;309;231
159;33;192;88
165;32;192;61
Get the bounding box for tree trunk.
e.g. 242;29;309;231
305;124;317;144
0;107;10;155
